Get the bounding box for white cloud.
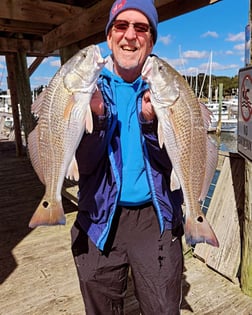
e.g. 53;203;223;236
27;57;37;67
198;61;238;73
225;50;234;55
161;57;186;68
234;43;245;52
158;34;172;45
50;59;61;67
201;31;219;38
31;76;52;88
182;50;209;59
226;32;244;42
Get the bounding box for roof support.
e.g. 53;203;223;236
5;51;35;156
5;54;24;156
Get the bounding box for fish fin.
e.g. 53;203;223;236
184;213;219;247
168;106;179;134
170;168;181;191
66;155;79;181
199;101;213;131
63;95;75;120
199;138;218;201
157;122;165;148
72;92;93;133
27;127;45;184
29;196;66;228
31;89;47;116
85;105;93;133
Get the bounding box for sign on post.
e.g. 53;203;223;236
238;66;252;161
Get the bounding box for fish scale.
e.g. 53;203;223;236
142;55;219;247
28;45;105;228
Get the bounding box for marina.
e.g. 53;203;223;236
206;97;238;133
1;139;252;314
0;1;251;313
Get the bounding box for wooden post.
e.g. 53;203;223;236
5;54;24;156
240;0;252;297
60;43;80;64
241;161;252;296
15;50;35;144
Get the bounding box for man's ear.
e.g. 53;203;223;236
107;31;112;50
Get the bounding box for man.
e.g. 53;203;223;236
71;1;184;314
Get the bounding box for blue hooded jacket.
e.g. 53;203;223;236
75;56;183;251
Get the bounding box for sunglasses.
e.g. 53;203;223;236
112;20;151;33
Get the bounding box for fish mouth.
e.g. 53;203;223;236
141;56;153;81
94;45;106;66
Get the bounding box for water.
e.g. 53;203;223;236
209;131;237;153
201;131;238;214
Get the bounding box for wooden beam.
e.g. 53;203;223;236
15;50;35;142
0;0;84;25
0;37;43;55
0;38;59;57
156;0;221;23
241;160;252;297
43;0;220;53
5;54;24;156
0;18;53;35
28;56;45;76
43;0;113;52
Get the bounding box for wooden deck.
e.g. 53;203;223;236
1;140;252;315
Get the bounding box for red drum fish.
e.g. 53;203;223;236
142;55;219;247
28;45;105;228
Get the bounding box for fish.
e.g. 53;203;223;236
142;55;219;247
28;45;105;228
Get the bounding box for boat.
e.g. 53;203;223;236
218;118;237;133
222;96;238;115
199;51;238;133
206;104;237;133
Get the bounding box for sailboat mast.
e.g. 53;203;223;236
208;50;213;103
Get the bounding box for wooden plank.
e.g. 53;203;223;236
156;0;221;23
194;153;245;282
0;0;84;24
0;37;43;55
42;0;221;53
241;159;252;296
62;179;78;206
15;50;35;141
1;141;252;314
5;54;24;156
0;18;53;35
43;0;112;53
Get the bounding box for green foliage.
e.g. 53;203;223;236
187;74;239;100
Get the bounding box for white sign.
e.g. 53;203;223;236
238;66;252;161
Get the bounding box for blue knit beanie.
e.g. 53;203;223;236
105;0;158;43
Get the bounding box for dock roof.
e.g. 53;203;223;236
0;0;220;56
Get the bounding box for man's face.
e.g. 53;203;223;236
107;10;154;82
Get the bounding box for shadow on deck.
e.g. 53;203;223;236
0;140;252;314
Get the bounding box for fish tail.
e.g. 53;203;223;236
184;215;219;247
29;198;66;228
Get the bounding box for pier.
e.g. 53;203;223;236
1;140;252;314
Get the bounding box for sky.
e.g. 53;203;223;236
0;0;249;91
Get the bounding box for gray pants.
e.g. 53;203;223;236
71;204;183;315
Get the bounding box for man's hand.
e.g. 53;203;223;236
142;90;155;121
90;88;104;116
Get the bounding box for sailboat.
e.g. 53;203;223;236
201;51;237;133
